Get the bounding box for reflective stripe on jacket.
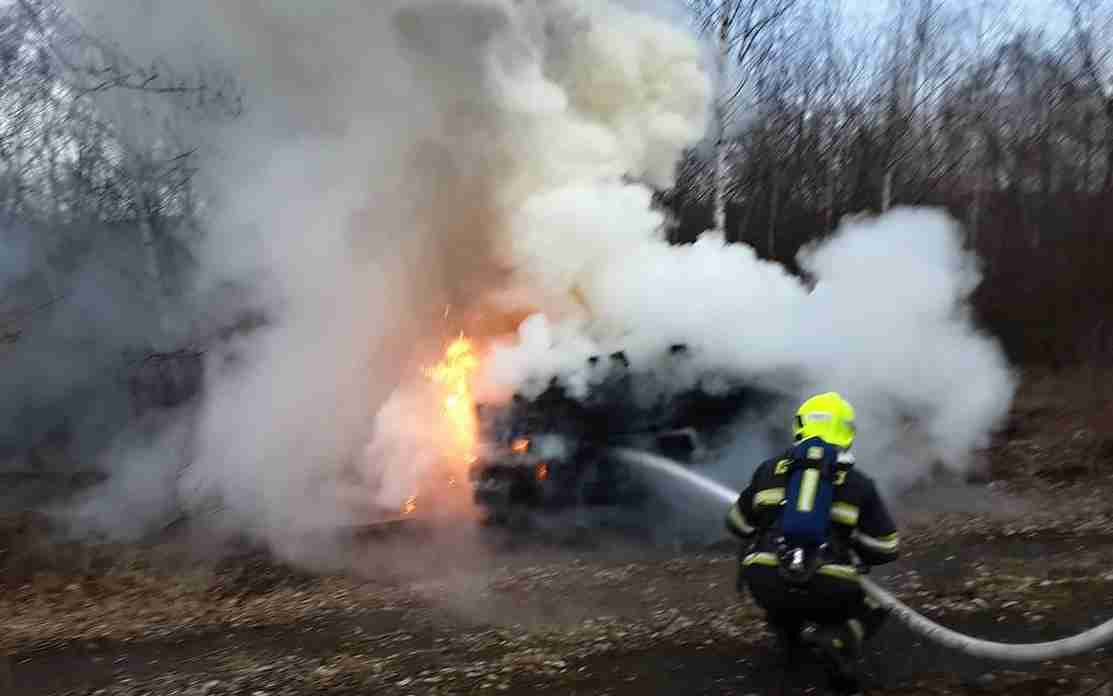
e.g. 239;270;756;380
724;450;900;572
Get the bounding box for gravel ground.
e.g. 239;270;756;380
4;472;1113;696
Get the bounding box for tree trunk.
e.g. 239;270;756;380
767;172;780;258
824;159;836;230
711;3;731;237
713;135;727;237
138;192;172;348
970;183;981;250
1103;102;1113;196
739;199;754;245
47;127;61;224
1083;108;1094;193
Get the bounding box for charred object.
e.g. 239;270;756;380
467;345;779;525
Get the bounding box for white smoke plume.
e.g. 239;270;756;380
481;206;1018;491
57;0;716;556
59;0;1015;556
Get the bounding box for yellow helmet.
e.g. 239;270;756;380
793;392;856;449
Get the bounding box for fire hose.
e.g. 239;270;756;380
613;448;1113;663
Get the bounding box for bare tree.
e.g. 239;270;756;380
687;0;798;238
650;0;1113;364
1064;0;1113;193
0;0;243;347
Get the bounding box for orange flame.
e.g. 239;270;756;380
424;334;480;471
511;438;530;454
402;495;418;516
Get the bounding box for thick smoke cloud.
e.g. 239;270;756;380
58;0;1014;555
58;0;714;556
483;207;1017;491
0;220;177;466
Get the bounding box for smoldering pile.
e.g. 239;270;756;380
475;340;787;454
465;339;797;544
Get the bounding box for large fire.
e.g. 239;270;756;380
394;334;481;519
424;334;481;472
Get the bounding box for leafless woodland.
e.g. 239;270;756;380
674;0;1113;367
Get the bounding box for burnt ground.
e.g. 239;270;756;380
4;370;1113;696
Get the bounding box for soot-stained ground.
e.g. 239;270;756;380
5;371;1113;696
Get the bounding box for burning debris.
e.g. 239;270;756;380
402;495;418;517
58;0;1013;554
464;342;786;528
370;335;483;524
424;334;481;473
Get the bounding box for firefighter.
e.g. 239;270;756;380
725;392;900;695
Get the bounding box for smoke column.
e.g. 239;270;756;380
59;0;1015;555
56;0;718;557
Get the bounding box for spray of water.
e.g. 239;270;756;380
614;448;738;505
617;447;1113;663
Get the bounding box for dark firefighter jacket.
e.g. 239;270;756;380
725;449;900;584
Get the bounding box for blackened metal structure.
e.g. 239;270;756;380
467;345;782;526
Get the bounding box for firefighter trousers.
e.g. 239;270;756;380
742;565;888;648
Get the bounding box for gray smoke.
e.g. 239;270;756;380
52;0;1016;559
53;0;713;562
0;218;186;466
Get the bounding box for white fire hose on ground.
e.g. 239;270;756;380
613;448;1113;663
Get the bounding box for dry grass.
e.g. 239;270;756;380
4;369;1113;695
986;367;1113;481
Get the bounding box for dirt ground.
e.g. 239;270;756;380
4;369;1113;696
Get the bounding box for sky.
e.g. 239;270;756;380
847;0;1073;38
